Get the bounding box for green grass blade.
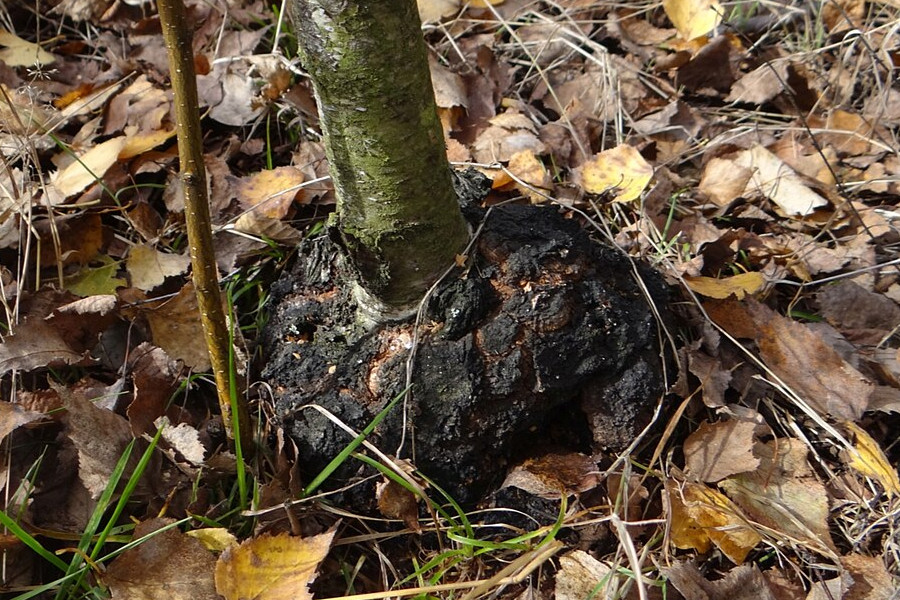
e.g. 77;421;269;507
302;387;408;497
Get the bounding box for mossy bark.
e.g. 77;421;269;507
289;0;469;317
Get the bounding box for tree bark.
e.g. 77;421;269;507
289;0;469;319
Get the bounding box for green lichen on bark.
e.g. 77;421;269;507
289;0;469;315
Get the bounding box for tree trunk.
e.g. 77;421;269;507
289;0;469;319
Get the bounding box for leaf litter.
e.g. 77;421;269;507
2;0;900;597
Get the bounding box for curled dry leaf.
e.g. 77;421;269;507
502;452;600;499
667;480;762;564
141;282;212;371
235;166;307;220
843;422;900;497
376;478;420;531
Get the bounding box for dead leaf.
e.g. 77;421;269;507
843;422;900;498
709;298;872;420
471;109;546;163
667;480;762;563
235;166;307;219
841;554;896;599
48;137;127;203
0;29;56;67
663;0;723;40
215;528;336;600
664;561;778;600
577;145;653;202
720;438;836;552
735;145;829;216
127;244;191;292
104;518;219;600
684;420;760;483
684;272;765;299
417;0;459;22
156;416;206;466
127;343;181;437
142;282;212;371
376;478;420;531
502;453;600;499
0;402;43;444
59;380;139;499
554;551;614;600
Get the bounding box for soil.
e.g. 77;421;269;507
261;171;670;507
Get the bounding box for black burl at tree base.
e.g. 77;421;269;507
261;171;670;506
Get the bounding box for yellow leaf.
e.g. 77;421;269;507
215;528;336;600
236;166;307;219
845;422;900;497
417;0;459;22
667;481;761;564
663;0;723;40
120;128;177;159
0;29;55;67
684;272;765;299
578;145;653;203
507;149;551;202
187;528;238;552
50;137;127;199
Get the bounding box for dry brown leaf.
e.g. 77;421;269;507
843;422;900;498
699;155;754;206
684;272;765;299
817;280;900;336
684;420;760;483
809;110;880;156
664;561;778;600
720;438;836;552
0;316;86;375
554;551;614;600
667;480;761;563
841;554;896;599
376;478;420;531
59;379;138;499
502;453;600;499
429;55;467;109
0;402;43;444
734;145;829;216
663;0;723;40
577;145;653;202
127;244;191;292
471;109;546;163
142;282;212;371
215;528;336;600
726;61;789;105
104;518;218;600
687;349;731;407
126;343;181;437
709;298;872;420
